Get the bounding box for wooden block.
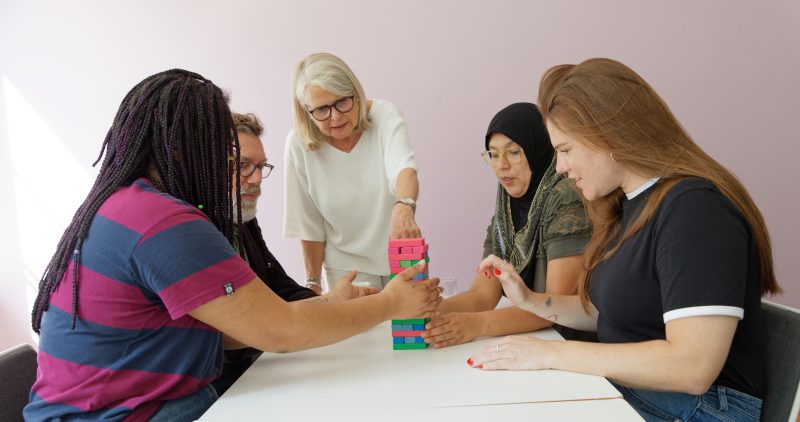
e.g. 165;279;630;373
388;238;426;248
391;318;430;324
388;247;400;255
411;245;429;254
393;343;427;350
391;330;424;337
393;253;426;261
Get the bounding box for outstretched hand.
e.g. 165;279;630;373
328;271;379;301
476;255;532;309
422;312;481;348
467;335;552;371
382;261;442;319
390;205;422;239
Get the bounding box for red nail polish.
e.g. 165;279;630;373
494;268;502;276
467;358;473;366
477;364;484;369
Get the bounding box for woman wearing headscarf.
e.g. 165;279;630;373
423;103;592;348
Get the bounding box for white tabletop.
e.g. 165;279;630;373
201;321;639;420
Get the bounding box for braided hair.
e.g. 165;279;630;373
31;69;243;333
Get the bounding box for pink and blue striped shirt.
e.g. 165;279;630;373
25;179;256;421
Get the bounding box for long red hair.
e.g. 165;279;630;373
538;58;780;310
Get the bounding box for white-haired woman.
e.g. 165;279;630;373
285;52;422;293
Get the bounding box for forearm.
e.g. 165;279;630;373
439;273;501;314
301;240;325;280
547;339;712;395
395;168;418;200
517;292;598;332
475;307;554;338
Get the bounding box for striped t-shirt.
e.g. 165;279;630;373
25;179;256;421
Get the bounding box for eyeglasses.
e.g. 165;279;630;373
307;96;355;121
240;161;274;179
481;149;524;166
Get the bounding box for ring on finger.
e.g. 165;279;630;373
496;344;499;352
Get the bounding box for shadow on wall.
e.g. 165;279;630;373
1;76;94;349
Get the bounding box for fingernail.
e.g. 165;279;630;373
477;364;484;369
494;268;502;276
467;358;473;366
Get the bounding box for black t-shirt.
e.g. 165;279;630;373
589;178;764;398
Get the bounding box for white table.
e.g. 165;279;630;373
201;322;642;421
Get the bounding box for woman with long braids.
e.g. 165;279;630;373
469;58;780;421
25;69;441;421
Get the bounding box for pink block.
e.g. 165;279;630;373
388;247;400;255
390;266;402;274
411;245;429;254
400;246;414;254
389;260;400;267
388;238;425;247
393;253;426;261
391;330;425;337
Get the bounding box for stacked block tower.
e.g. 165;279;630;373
388;237;430;350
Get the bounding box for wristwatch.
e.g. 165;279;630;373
305;276;321;288
394;198;416;213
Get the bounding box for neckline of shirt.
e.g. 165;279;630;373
625;177;661;200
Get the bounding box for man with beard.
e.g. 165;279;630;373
212;112;377;395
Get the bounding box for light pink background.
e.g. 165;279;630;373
1;0;798;350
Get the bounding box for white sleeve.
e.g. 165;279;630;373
283;131;326;241
379;103;418;195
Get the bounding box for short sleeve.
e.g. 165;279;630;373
655;188;748;323
482;214;496;259
540;178;591;260
378;102;418;194
130;213;256;320
283;131;326;241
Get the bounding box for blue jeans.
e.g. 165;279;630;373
613;383;761;422
149;384;218;422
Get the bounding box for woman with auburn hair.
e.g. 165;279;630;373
468;58;780;422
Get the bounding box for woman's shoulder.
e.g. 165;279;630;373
368;99;405;122
545;176;584;207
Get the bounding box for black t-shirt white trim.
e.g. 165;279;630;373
663;305;744;323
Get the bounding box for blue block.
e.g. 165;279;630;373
404;337;416;344
393;337;404;344
403;324;412;330
413;324;424;330
413;336;425;343
391;325;402;331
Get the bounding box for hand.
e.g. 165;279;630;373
381;261;442;319
390;204;422;239
328;271;379;301
422;312;482;348
467;335;552;371
305;281;322;295
476;255;533;308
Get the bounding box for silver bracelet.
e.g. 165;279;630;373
305;276;321;288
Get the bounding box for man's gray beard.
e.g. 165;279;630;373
232;195;258;223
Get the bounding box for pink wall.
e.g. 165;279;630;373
1;0;798;350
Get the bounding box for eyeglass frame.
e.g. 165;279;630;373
306;95;356;121
480;148;525;166
240;161;274;179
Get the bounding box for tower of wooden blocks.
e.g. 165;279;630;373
389;237;430;350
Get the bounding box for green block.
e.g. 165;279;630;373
400;260;412;267
389;273;396;280
393;343;427;350
391;318;431;324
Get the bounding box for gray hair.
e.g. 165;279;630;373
291;52;370;151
